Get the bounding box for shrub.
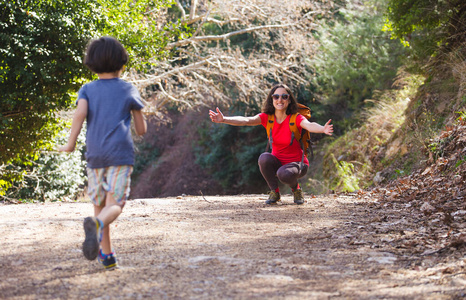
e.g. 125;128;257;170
1;126;86;203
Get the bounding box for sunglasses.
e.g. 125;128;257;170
272;94;290;100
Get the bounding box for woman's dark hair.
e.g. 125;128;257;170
84;36;128;73
261;83;299;115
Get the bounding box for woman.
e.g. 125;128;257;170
209;83;333;205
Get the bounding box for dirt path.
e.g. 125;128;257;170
0;194;465;299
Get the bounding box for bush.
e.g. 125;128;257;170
0;0;103;165
194;102;268;193
385;0;466;63
323;72;424;192
311;0;406;130
1;126;86;203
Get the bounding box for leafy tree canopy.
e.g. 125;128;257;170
385;0;466;61
96;0;190;70
311;0;406;131
0;0;180;164
0;0;181;196
0;0;103;166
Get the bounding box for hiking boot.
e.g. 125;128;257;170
265;190;281;204
98;249;118;270
82;217;102;260
293;189;305;205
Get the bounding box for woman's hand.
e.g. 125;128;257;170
209;107;224;123
323;119;333;136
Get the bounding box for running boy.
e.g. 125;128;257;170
59;36;147;270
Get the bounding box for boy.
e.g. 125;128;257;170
59;36;147;270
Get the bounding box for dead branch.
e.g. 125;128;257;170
165;24;295;50
128;0;335;113
175;0;186;19
189;0;198;21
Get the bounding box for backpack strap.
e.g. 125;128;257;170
265;114;274;152
289;113;305;169
289;113;301;144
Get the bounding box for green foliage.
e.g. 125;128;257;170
311;0;406;130
1;0;182;200
195;103;267;193
1;126;86;202
384;0;466;62
0;0;103;165
133;139;161;180
329;154;360;192
97;0;190;70
455;155;466;169
456;110;466;122
392;169;405;179
323;72;424;191
196;120;266;192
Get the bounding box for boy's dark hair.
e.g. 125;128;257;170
84;36;128;74
261;83;299;115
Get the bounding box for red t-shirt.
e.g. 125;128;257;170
259;113;309;166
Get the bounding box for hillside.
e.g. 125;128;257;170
131;108;226;198
132;68;465;200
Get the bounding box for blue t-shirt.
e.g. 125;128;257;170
77;78;144;168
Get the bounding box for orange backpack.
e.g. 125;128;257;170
265;103;313;164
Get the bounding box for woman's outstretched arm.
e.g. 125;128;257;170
209;107;261;126
300;118;333;135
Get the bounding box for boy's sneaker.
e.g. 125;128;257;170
293;189;305;205
82;217;102;260
265;190;281;204
98;250;118;270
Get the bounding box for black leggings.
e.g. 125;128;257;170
258;152;308;191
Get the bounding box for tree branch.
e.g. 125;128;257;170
183;14;240;26
175;0;186;20
165;23;295;49
189;0;198;21
128;0;334;112
1;110;27;118
132;58;212;86
156;82;192;108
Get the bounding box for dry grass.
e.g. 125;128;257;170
323;41;466;193
322;71;424;192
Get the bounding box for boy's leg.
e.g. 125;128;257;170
83;166;131;262
97;165;132;260
82;168;106;260
97;192;122;255
94;193;120;270
93;203;108;251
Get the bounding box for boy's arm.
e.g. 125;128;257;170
132;109;147;136
300;118;333;136
59;99;88;152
